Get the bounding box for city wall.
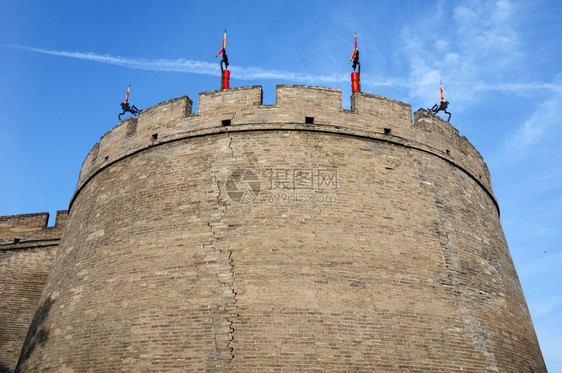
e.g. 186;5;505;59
75;85;495;214
0;211;67;373
1;85;545;372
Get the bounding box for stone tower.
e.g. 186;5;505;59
5;85;545;371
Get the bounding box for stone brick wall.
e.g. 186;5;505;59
7;86;545;372
74;86;493;210
0;211;67;372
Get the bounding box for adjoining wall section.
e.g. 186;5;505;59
0;212;67;245
74;85;495;214
0;211;67;373
10;86;545;371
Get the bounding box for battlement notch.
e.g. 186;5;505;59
74;85;495;213
0;210;68;246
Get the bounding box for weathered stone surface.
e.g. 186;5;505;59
2;86;545;372
0;211;67;372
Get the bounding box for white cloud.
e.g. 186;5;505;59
4;32;559;103
400;0;525;107
472;81;562;96
2;44;221;75
501;90;562;162
453;0;521;63
2;44;351;85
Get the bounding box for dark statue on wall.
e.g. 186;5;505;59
220;48;229;72
118;102;139;121
352;49;360;74
429;100;451;122
118;84;140;121
429;82;451;122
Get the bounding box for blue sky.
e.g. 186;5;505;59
1;0;560;369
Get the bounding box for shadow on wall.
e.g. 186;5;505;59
14;297;54;373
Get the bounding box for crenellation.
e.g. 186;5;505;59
137;95;193;141
275;85;342;110
274;85;345;127
139;95;193;123
0;210;68;246
413;108;460;151
98;116;132;163
0;212;49;236
74;85;495;213
189;86;265;131
0;210;64;371
351;92;413;135
126;118;137;136
197;85;263;114
3;84;545;372
53;210;69;229
412;109;493;196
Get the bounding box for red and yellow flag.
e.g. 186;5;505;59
440;81;445;102
350;32;358;61
124;84;131;104
216;29;226;57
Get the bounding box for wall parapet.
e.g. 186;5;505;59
73;85;496;213
0;211;68;247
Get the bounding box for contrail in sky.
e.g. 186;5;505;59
4;44;555;95
2;44;349;84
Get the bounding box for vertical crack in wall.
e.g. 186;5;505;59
226;130;235;158
204;170;237;371
414;157;499;372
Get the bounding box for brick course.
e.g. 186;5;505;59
2;86;545;372
0;211;67;372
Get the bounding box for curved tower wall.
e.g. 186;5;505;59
18;86;545;372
